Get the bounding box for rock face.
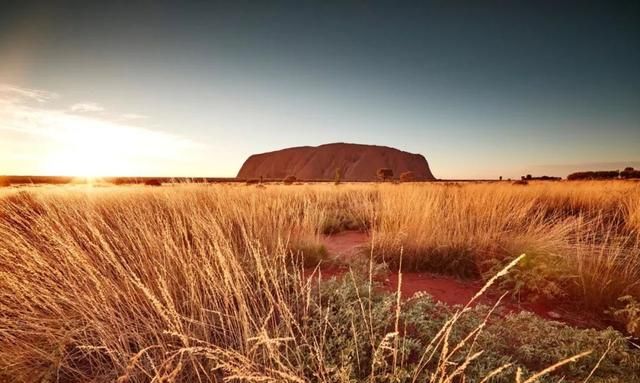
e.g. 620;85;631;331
237;143;435;181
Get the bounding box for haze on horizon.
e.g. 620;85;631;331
0;1;638;180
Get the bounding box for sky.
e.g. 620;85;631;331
0;1;638;179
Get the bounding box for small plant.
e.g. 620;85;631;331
334;167;342;185
376;168;393;182
283;175;297;185
290;242;328;267
399;171;415;182
486;251;567;302
144;179;162;186
610;296;640;337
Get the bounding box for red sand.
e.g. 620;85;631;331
315;231;606;329
321;230;370;260
384;272;483;306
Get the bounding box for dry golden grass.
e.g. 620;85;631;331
0;182;639;382
371;182;640;307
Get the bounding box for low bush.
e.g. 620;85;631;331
399;171;415;182
621;168;640;179
609;296;640;338
568;170;620;180
377;168;393;182
290;241;328;267
312;274;640;382
283;175;297;185
144;178;163;186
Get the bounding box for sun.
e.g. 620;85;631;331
33;108;198;178
42;147;131;178
40;119;140;178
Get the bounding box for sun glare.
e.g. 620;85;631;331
43;146;130;178
40;119;138;177
32;109;193;178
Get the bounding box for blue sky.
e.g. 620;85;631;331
0;1;638;178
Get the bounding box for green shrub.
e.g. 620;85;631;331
610;296;640;338
309;275;640;382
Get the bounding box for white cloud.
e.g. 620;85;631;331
0;83;59;103
70;102;104;113
121;113;149;120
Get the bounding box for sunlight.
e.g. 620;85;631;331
39;117;148;177
42;146;132;177
20;108;201;177
0;85;204;177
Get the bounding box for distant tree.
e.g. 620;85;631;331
283;175;297;185
334;167;342;185
568;170;620;180
499;176;503;181
621;168;640;179
377;168;393;182
526;174;532;180
144;179;162;187
399;171;416;182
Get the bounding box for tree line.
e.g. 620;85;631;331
568;167;640;180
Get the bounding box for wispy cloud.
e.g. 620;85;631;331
121;113;149;120
70;102;104;113
0;83;59;103
0;84;207;176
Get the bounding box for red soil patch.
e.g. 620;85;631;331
321;230;370;261
314;231;608;330
383;272;484;306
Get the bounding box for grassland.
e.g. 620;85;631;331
1;181;639;382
